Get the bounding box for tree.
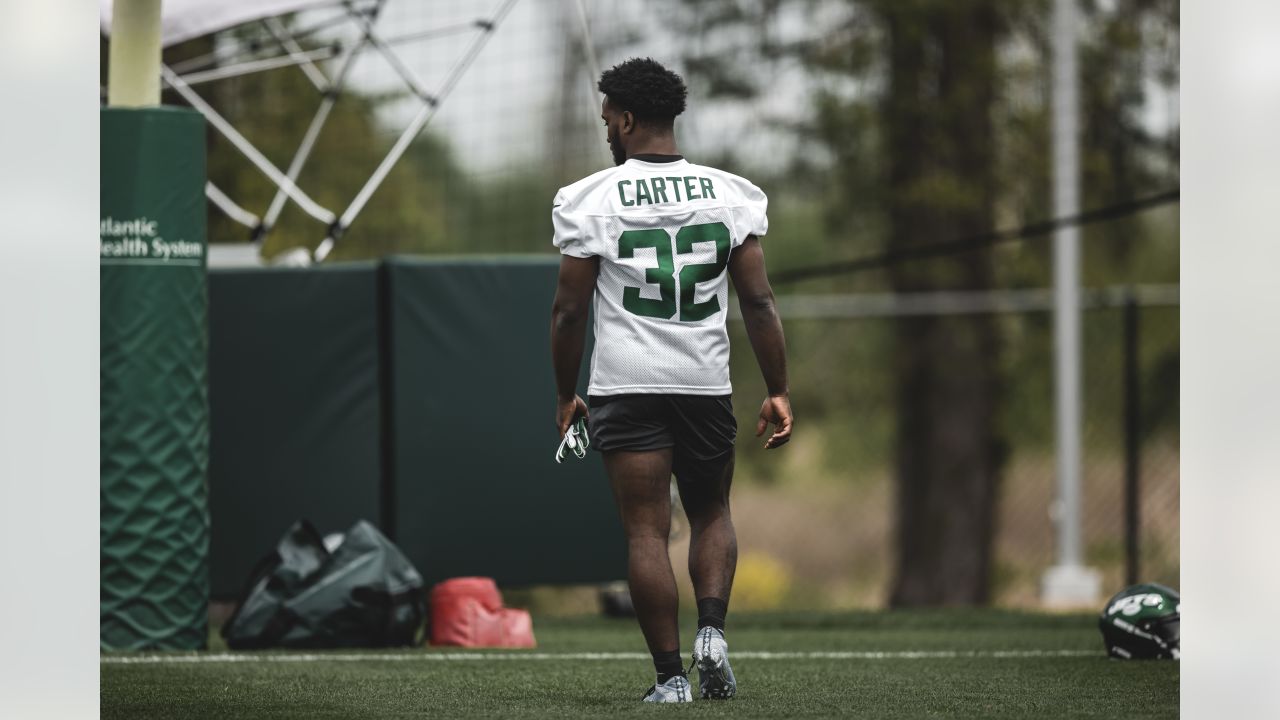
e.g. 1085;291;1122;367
672;0;1177;605
874;1;1007;605
673;0;1010;604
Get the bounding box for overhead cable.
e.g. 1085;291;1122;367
770;189;1180;286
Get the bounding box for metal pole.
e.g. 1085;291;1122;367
263;17;331;92
571;0;603;104
107;0;163;107
569;0;611;168
170;8;360;75
381;20;492;47
1042;0;1100;607
320;0;520;260
358;19;437;104
259;6;378;236
205;181;261;230
1053;0;1083;569
1123;291;1141;585
161;65;337;226
176;46;341;88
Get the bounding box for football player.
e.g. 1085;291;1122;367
550;57;792;703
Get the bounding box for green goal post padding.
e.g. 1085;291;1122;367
101;107;210;650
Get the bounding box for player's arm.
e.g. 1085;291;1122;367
550;254;599;438
728;235;793;449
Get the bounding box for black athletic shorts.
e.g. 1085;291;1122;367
587;394;737;483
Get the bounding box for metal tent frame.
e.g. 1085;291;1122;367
141;0;520;263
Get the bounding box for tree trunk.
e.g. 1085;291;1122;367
880;1;1006;606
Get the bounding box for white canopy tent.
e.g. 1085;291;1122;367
100;0;338;48
101;0;527;263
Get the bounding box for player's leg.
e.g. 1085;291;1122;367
668;395;739;612
674;453;738;699
602;448;687;694
676;450;737;619
669;395;739;699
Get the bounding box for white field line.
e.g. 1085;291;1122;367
102;649;1097;665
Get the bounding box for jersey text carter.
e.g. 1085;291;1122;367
617;176;717;207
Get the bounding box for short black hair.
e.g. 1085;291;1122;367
598;57;687;123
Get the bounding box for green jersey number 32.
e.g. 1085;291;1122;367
618;221;730;322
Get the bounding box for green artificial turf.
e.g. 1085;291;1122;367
101;610;1178;718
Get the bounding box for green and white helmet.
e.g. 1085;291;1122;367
1098;583;1180;660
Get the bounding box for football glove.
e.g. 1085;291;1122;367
555;416;590;463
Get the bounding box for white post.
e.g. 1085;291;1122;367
108;0;164;107
570;0;603;104
1042;0;1101;608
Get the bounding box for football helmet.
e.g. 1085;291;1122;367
1098;583;1180;659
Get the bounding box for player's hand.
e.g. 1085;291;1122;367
556;395;589;439
755;394;793;449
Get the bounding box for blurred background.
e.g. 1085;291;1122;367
101;0;1178;612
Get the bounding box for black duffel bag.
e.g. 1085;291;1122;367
223;519;426;649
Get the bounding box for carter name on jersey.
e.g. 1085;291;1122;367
617;176;717;207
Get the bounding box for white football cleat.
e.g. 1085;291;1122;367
692;626;736;699
641;674;693;703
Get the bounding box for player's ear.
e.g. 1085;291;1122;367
621;110;635;135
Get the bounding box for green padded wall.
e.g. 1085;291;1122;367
100;107;210;649
386;258;626;586
206;265;381;599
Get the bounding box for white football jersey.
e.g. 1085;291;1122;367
552;156;768;396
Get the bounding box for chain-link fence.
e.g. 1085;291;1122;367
668;297;1178;610
176;0;1178;610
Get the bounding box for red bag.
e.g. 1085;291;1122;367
429;577;535;648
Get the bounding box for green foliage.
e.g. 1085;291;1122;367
670;0;1179;475
144;6;1178;481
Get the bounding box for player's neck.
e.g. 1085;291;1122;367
625;134;679;159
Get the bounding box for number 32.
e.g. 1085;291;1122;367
618;221;730;322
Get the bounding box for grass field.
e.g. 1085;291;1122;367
101;609;1177;718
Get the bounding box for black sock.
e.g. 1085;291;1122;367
653;649;684;684
697;597;728;632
